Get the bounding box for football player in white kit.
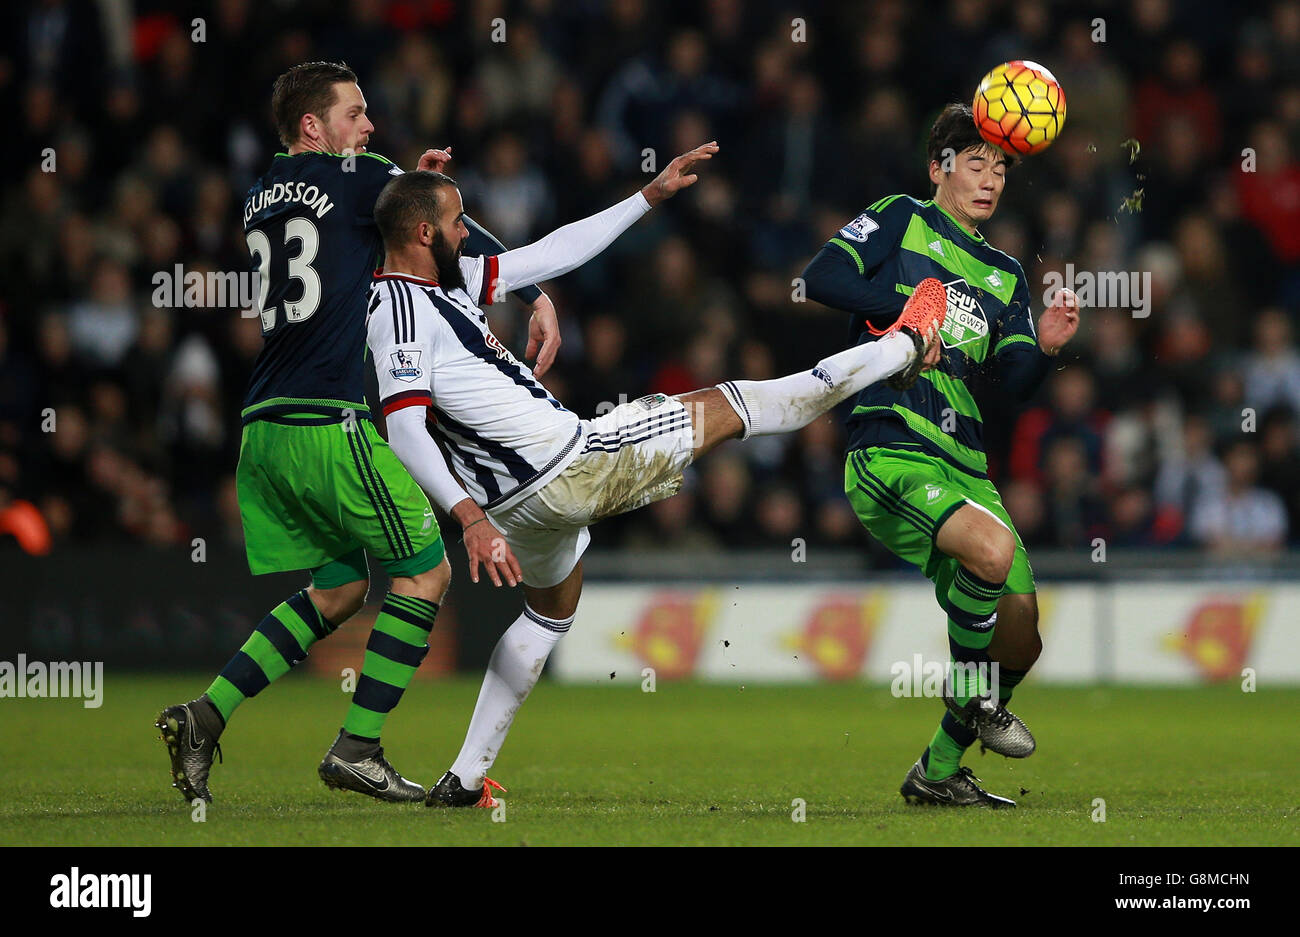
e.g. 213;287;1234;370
365;143;948;806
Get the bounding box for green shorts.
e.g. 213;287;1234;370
844;445;1035;599
236;402;444;589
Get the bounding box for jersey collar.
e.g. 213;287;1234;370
927;199;986;244
374;270;439;286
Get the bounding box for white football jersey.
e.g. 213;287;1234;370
367;256;583;512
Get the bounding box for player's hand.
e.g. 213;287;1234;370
525;293;561;378
463;517;522;587
1038;287;1080;356
641;141;718;207
417;146;453;173
920;332;943;370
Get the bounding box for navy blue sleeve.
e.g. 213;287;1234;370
462;215;543;305
991;278;1054;401
801;197;913;331
801;247;906;328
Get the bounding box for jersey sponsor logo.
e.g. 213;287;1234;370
389;348;423;382
483;330;516;363
839;212;881;242
939;278;989;349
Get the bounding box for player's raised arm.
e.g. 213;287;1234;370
479;142;719;301
801;197;915;329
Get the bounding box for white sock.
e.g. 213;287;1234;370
449;604;572;789
718;332;913;438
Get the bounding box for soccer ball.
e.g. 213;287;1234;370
972;61;1066;156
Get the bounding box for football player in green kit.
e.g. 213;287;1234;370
801;104;1080;807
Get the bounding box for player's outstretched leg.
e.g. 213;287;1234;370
712;278;946;450
430;564;582;808
318;558;451;803
157;580;362;803
424;281;949;807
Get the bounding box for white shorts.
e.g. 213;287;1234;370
488;394;696;587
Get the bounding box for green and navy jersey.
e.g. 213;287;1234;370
241;151;403;414
239;152;543;420
803;194;1052;478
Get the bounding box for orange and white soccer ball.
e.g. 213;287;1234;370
972;60;1066;156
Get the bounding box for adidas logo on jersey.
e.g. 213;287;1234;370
924;484;944;502
928;239;945;256
985;271;1003;289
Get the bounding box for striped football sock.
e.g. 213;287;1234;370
341;593;439;743
922;712;978;781
923;566;1004;780
205;590;338;724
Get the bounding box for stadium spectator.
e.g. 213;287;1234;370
1257;405;1300;543
1039;436;1110;548
1243;307;1300;417
1236;121;1300;270
66;257;138;368
1009;367;1109;487
1189;439;1288;554
1154;414;1228;544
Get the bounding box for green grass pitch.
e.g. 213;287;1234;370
1;676;1295;846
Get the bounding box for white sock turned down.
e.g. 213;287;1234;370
449;605;572;790
718;331;914;438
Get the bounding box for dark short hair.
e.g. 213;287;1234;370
374;171;459;250
926;102;1017;191
271;61;357;148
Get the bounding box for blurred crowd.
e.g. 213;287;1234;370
3;0;1300;564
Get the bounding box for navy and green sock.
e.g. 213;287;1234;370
923;566;1004;780
204;590;338;730
335;592;439;756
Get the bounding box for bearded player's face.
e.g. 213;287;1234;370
429;186;470;290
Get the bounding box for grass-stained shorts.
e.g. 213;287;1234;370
844;445;1035;601
237;401;444;589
